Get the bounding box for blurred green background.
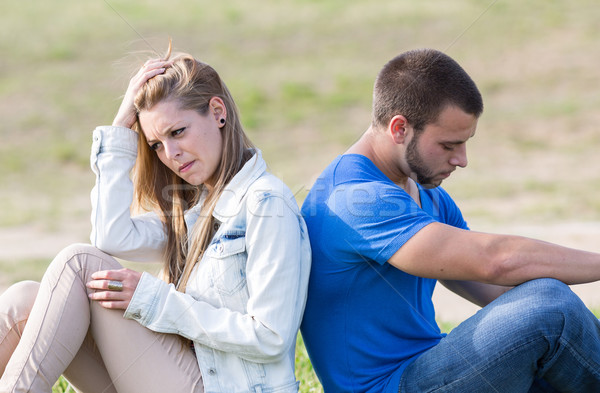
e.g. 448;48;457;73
3;0;600;303
2;1;600;391
3;0;600;249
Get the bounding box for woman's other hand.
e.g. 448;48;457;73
86;268;143;310
112;59;171;129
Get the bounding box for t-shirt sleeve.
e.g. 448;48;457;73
431;187;469;230
325;181;436;266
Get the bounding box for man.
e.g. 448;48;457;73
300;48;600;393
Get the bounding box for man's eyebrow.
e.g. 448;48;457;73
441;140;466;145
442;131;476;145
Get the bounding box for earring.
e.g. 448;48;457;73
220;118;226;125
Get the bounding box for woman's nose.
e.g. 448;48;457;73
163;141;181;160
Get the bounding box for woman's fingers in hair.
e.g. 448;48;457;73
139;66;166;83
135;60;169;83
112;59;170;129
140;59;172;74
130;59;172;91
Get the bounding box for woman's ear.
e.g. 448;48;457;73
209;97;227;127
389;115;408;144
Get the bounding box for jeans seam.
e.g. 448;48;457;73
555;337;600;379
8;256;75;392
0;318;28;346
454;333;565;392
8;248;102;392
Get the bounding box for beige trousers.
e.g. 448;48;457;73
0;244;203;393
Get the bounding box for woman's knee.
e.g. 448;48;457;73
54;243;113;263
50;243;121;272
0;280;40;334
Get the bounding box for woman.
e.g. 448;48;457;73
0;46;311;393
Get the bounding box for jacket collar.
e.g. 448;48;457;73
212;149;266;221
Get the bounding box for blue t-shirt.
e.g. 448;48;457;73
300;154;469;393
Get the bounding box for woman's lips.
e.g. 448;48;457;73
179;161;195;173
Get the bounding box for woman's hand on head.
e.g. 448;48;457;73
112;58;172;130
86;268;143;310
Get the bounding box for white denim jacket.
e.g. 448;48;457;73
90;126;311;393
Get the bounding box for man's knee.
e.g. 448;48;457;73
511;278;587;332
518;278;582;310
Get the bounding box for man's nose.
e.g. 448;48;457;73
449;144;468;168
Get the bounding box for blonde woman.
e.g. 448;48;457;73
0;47;311;393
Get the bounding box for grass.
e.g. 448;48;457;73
295;334;324;393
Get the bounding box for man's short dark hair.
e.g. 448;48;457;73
372;48;483;131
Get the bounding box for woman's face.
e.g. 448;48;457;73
138;99;225;189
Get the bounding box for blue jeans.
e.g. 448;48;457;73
399;278;600;392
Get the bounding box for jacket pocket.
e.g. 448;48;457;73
205;235;247;297
269;380;300;392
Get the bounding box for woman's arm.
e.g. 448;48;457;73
90;126;167;261
123;186;311;362
90;59;173;262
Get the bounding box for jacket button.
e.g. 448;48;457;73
132;312;141;319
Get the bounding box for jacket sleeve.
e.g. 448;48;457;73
124;189;311;362
89;126;166;262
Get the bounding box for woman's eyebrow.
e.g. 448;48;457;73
145;124;182;144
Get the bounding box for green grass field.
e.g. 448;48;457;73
2;0;600;391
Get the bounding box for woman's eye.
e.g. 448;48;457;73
149;142;162;151
172;127;185;137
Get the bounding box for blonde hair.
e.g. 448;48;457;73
132;49;254;292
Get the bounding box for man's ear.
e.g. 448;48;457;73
389;115;408;144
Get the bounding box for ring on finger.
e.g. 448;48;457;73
107;280;123;292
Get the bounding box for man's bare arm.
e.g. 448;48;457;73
389;222;600;286
439;280;512;308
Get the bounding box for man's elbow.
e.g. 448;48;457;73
479;237;521;285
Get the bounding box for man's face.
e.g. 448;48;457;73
404;105;478;188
